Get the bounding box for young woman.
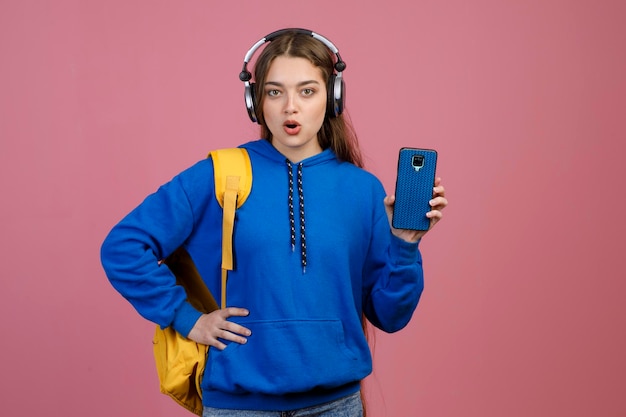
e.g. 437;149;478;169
101;28;447;416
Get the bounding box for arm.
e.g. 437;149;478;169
362;228;424;333
100;175;201;333
362;178;447;332
101;160;252;348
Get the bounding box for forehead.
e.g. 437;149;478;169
265;56;325;83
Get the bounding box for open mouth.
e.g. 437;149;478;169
283;120;301;135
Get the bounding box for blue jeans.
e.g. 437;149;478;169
202;391;363;417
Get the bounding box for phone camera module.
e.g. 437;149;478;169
412;155;424;171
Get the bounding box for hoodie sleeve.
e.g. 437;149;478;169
100;161;213;336
362;198;424;333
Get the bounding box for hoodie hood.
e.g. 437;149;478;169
241;138;337;166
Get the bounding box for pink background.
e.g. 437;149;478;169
1;1;625;416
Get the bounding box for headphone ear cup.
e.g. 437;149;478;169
244;82;259;124
326;74;345;118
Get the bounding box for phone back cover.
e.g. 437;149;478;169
392;148;438;231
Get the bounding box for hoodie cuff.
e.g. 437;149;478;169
389;234;422;265
171;301;204;337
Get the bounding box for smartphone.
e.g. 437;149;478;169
392;148;438;231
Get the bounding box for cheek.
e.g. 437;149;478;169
313;91;327;115
261;100;277;124
315;99;327;124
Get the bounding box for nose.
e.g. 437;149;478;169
284;93;298;114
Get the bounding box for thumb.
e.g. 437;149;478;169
384;195;395;223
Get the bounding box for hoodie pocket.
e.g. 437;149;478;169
204;319;369;395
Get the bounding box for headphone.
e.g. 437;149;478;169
239;28;347;124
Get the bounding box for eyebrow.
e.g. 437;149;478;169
264;80;321;88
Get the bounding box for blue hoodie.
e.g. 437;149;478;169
101;139;424;411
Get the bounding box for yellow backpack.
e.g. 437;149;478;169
152;148;252;415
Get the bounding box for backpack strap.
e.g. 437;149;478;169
210;148;252;209
209;148;252;309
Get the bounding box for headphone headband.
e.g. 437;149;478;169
239;28;346;82
240;28;347;123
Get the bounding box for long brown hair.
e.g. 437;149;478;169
252;30;364;168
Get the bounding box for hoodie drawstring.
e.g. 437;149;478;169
286;160;307;273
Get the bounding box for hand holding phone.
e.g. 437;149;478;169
392;148;438;231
